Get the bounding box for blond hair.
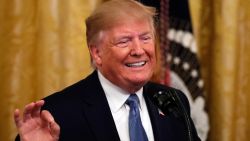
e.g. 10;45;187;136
85;0;157;46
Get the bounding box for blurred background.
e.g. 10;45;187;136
0;0;250;141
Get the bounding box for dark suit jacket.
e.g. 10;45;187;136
16;71;200;141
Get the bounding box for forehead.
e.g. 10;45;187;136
105;20;153;37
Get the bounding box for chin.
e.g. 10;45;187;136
125;71;152;83
130;77;150;86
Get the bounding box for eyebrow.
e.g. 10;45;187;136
113;36;131;43
139;31;153;37
140;31;151;35
113;31;153;41
123;31;152;37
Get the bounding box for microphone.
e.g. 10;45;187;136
145;82;182;118
145;82;194;141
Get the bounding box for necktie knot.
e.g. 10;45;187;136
126;94;140;108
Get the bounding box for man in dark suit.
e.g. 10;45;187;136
14;0;201;141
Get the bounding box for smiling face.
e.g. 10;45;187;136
90;20;156;93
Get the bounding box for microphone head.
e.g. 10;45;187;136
145;82;182;118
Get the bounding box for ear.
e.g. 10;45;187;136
89;44;102;66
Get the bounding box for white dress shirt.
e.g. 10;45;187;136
98;71;154;141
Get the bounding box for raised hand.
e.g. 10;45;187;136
14;100;60;141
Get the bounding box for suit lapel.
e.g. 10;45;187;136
80;71;120;141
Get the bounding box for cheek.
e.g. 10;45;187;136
147;45;156;59
111;48;131;60
147;47;157;68
101;48;129;67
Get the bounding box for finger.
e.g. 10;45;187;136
31;100;45;118
41;110;54;128
50;120;60;140
23;102;35;122
14;109;22;128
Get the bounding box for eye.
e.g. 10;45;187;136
140;35;152;43
115;38;131;48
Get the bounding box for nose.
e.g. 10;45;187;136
130;39;145;56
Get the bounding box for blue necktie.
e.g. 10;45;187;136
126;94;148;141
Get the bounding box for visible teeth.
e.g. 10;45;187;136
126;61;146;67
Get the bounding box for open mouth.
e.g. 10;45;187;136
125;61;146;67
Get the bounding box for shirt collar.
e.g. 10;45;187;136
98;71;144;113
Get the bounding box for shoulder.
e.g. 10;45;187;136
44;71;98;100
42;71;101;110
